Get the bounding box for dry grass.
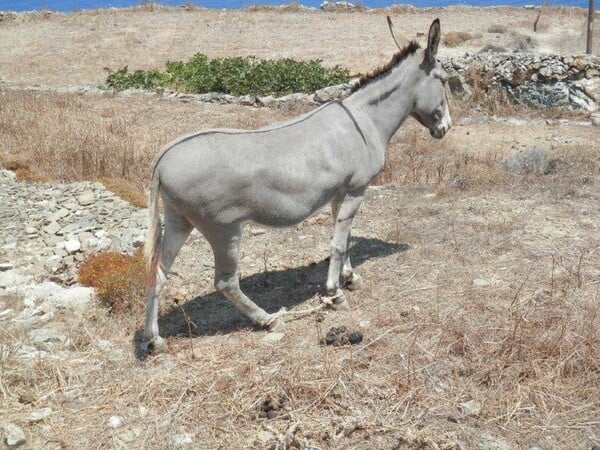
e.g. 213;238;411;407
99;177;147;208
443;31;477;48
0;89;310;197
1;6;597;91
1;182;599;447
487;24;508;34
1;7;600;445
0;90;154;190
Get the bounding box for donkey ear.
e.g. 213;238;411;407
427;18;441;63
387;15;409;51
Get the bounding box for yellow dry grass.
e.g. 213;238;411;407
1;6;600;448
1;87;599;447
443;31;477;48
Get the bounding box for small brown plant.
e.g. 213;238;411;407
463;65;514;114
487;24;508;33
443;31;476;47
78;248;145;313
0;157;49;182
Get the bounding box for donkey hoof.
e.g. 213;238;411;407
265;315;286;332
330;294;350;311
332;297;350;310
345;273;364;291
141;336;167;354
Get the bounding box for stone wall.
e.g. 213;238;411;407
442;52;600;112
153;52;600;112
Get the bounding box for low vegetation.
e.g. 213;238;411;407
443;31;477;47
105;54;350;96
78;248;145;313
1;70;599;450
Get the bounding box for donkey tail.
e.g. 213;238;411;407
143;168;162;274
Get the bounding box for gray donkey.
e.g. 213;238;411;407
143;18;451;351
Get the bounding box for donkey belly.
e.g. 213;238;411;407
245;184;338;227
159;159;343;228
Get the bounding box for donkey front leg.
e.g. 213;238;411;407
326;190;365;309
209;224;285;331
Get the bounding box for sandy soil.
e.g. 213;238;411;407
0;5;596;88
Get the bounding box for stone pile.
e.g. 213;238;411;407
443;52;600;111
156;82;353;107
0;169;147;285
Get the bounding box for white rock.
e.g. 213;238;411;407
28;407;53;422
458;399;482;416
255;430;275;444
171;433;194;446
138;405;148;418
473;278;492;287
480;432;512;450
42;221;61;235
28;328;66;345
108;416;124;428
3;422;26;448
249;228;267;236
64;239;81;254
0;270;32;288
24;226;37;235
26;282;94;309
77;191;95;206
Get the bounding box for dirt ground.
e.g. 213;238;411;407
0;5;597;88
1;5;599;450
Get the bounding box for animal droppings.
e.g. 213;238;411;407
320;326;363;346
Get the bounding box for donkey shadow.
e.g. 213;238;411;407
133;236;408;356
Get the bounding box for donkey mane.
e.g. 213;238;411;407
351;40;421;93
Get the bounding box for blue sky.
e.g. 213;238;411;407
0;0;592;12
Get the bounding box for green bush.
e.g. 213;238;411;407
104;54;350;96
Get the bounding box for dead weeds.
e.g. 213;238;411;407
1;50;599;450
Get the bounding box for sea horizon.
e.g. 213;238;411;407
0;0;594;13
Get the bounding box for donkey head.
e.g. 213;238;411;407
388;18;452;139
413;19;452;139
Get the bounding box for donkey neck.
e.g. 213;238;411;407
342;52;420;146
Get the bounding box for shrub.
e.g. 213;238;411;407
105;66;169;90
0;157;49;182
487;24;508;33
511;33;538;52
104;54;350;96
443;31;476;48
78;248;145;313
503;147;555;175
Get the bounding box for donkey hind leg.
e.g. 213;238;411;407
144;206;193;352
208;223;285;332
326;190;365;309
